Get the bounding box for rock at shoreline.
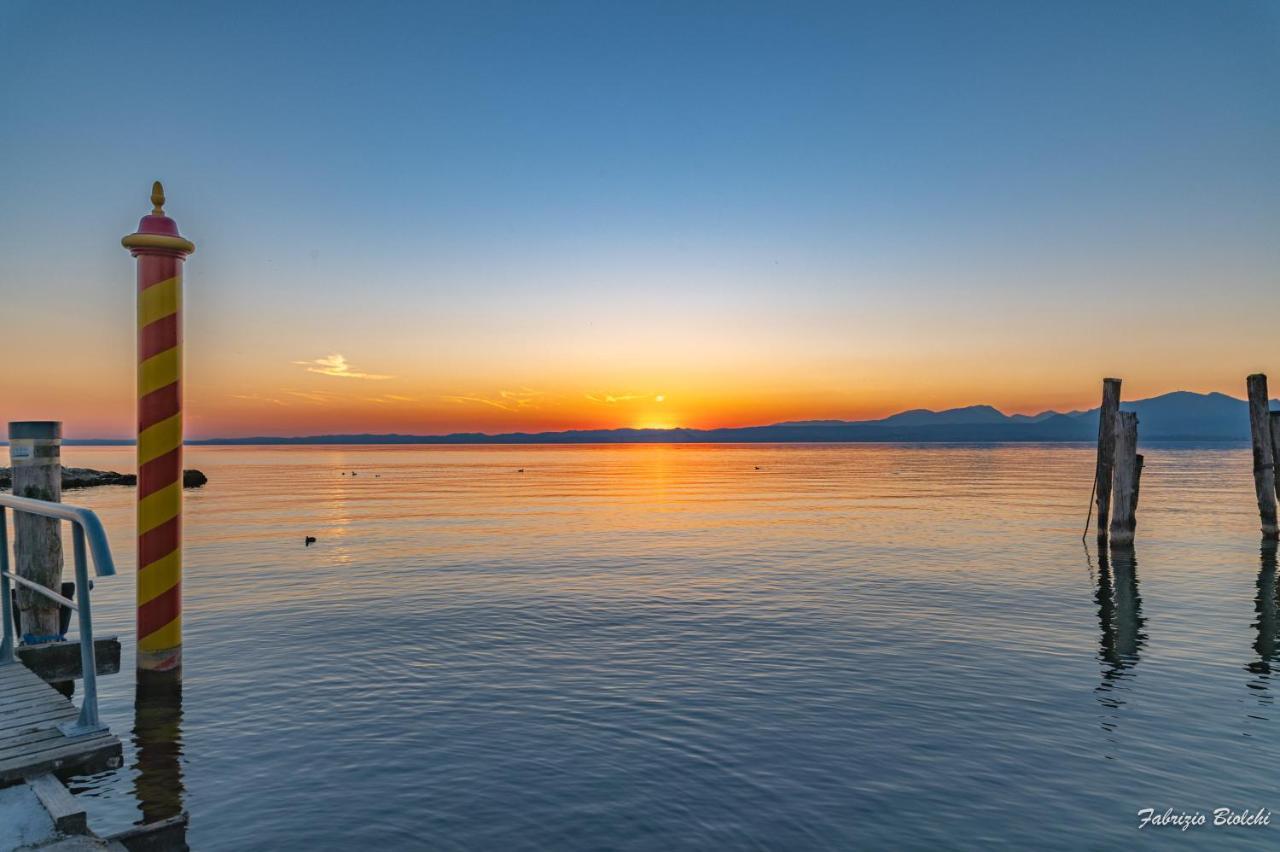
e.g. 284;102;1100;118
0;467;209;490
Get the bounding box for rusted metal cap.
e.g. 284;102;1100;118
8;421;62;440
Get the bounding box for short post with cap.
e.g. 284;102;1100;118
6;420;64;642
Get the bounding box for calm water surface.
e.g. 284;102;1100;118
44;443;1280;849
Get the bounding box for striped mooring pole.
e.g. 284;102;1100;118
122;182;195;672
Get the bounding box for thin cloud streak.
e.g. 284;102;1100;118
442;388;546;412
586;392;665;405
293;353;393;380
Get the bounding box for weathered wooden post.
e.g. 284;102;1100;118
1094;378;1122;541
1246;374;1278;539
7;421;64;642
1130;454;1144;522
1270;411;1280;502
1109;411;1139;546
123;182;195;672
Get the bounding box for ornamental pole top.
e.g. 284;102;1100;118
122;180;195;256
151;181;165;216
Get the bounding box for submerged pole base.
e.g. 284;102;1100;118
137;645;181;674
1108;530;1136;548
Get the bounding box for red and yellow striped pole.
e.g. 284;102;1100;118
123;182;194;673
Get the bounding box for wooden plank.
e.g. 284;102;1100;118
0;729;71;761
0;720;68;743
27;772;87;835
0;694;75;716
0;678;56;699
0;717;70;742
0;682;65;707
0;734;121;784
0;658;121;785
0;690;64;712
1094;378;1122;541
17;638;121;683
106;812;189;852
1247;374;1279;538
0;670;58;692
0;694;66;712
0;705;76;733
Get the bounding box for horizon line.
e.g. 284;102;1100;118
6;387;1272;445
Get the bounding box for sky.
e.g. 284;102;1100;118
1;1;1277;438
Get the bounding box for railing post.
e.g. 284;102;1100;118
0;508;13;664
123;182;194;673
61;523;104;736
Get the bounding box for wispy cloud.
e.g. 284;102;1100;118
284;389;343;404
293;353;393;380
442;388;545;412
362;394;419;405
230;393;289;407
586;392;665;405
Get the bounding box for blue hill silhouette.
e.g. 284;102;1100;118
174;390;1276;445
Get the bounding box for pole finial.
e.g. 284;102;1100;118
151;181;166;216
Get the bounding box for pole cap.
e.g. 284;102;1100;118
8;421;62;440
122;181;195;256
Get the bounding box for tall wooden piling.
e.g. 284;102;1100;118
123;182;195;672
1109;412;1139;546
1246;374;1278;539
1094;378;1122;540
7;421;64;640
1271;411;1280;502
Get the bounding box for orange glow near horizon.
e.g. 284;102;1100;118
4;353;1273;440
4;222;1277;441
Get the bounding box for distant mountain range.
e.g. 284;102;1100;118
158;390;1271;446
19;390;1272;447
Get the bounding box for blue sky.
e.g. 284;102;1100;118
1;1;1277;436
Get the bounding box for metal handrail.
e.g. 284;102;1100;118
0;494;116;737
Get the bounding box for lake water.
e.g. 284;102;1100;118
36;443;1280;849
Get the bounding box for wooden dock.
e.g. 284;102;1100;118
0;662;121;785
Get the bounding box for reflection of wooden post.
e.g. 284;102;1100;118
1110;412;1139;546
1109;547;1143;658
7;421;63;641
133;669;186;827
1246;375;1278;539
1094;379;1122;541
1252;541;1278;672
